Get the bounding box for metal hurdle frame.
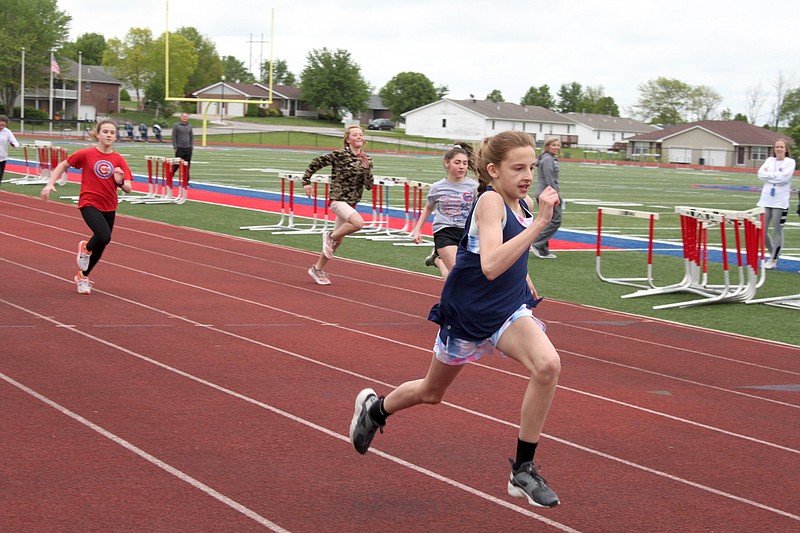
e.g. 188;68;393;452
123;156;190;205
9;142;68;186
355;176;418;241
269;174;332;235
623;205;765;309
392;180;435;248
595;207;660;289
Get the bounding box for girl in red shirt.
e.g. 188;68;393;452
41;119;132;294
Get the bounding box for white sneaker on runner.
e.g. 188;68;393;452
74;272;93;295
77;240;92;271
322;231;336;259
764;258;777;270
308;266;331;285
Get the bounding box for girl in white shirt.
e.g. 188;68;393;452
757;139;796;269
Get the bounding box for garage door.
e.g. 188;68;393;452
701;149;727;167
668;147;692;164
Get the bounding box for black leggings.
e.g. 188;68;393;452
0;160;6;184
80;206;116;275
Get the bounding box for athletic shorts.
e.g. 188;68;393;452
433;226;464;249
329;200;357;222
433;305;546;366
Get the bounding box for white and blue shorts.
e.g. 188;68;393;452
433;305;546;366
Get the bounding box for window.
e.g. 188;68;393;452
751;146;768;160
442;119;446;128
85;81;91;92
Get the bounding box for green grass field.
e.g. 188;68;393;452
7;139;800;345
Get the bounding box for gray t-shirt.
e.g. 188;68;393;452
426;177;479;233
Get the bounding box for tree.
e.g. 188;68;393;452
594;96;620;117
61;33;106;64
261;58;296;86
0;0;70;114
299;48;371;119
577;85;620;116
221;55;255;84
378;72;438;120
520;85;555;109
485;89;504;102
687;85;722;121
556;82;583;113
103;28;154;108
769;71;795;129
733;113;748;122
176;27;223;93
146;32;198;109
745;84;766;125
632;77;693;124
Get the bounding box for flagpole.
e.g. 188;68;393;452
49;48;54;135
20;48;25;133
77;51;82;126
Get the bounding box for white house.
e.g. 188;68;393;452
563;112;658;150
190;82;318;119
402;99;577;143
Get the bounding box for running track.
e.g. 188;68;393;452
1;190;799;532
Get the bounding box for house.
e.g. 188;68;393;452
190;82;317;118
17;60;123;121
623;121;791;168
354;95;393;126
564;112;659;150
402;99;577;143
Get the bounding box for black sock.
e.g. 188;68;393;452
514;438;538;469
368;396;390;426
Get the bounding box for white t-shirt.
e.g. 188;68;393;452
757;156;796;209
426;177;479;233
0;128;20;161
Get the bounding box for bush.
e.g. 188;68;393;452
120;88;131;101
20;107;48;120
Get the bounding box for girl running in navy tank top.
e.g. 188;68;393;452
349;131;563;508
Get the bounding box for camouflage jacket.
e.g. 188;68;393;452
302;146;373;206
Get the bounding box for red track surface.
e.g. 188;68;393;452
1;190;799;532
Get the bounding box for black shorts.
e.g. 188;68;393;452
433;226;465;249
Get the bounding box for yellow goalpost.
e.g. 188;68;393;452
164;0;275;146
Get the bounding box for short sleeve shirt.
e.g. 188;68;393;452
69;147;133;211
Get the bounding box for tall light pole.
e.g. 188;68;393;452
77;51;82;124
20;48;25;133
219;75;225;123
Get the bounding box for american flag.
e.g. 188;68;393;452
50;53;60;75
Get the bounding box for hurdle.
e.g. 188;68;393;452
124;156;189;204
9;142;68;186
355;176;416;241
595;207;660;289
269;174;332;235
623;205;765;309
392;179;436;247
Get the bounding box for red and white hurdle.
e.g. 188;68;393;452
122;156;190;204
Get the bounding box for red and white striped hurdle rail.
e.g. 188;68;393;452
595;207;660;289
122;156;189;205
10;143;68;186
352;176;418;241
240;173;332;234
623;205;765;309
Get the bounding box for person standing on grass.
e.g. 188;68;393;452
757;138;796;270
532;137;562;259
410;142;478;281
0;114;21;186
40;119;132;295
172;112;194;179
303;125;373;285
349;130;562;508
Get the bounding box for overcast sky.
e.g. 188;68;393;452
56;0;798;124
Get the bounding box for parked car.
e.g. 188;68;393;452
368;118;395;131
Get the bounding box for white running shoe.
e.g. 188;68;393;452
764;258;777;270
308;266;331;285
77;240;92;271
74;272;93;295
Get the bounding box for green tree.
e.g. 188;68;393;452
222;55;255;83
632;77;693;124
103;28;154;108
147;33;198;107
594;96;620;116
557;82;583;113
733;113;748;122
0;0;70;113
688;85;722;121
378;72;438;120
520;85;555;108
485;89;504;102
261;58;296;86
61;32;106;64
299;48;371;119
176;26;223;92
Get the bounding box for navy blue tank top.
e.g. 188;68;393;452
429;188;536;341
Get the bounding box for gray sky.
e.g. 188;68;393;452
56;0;797;124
